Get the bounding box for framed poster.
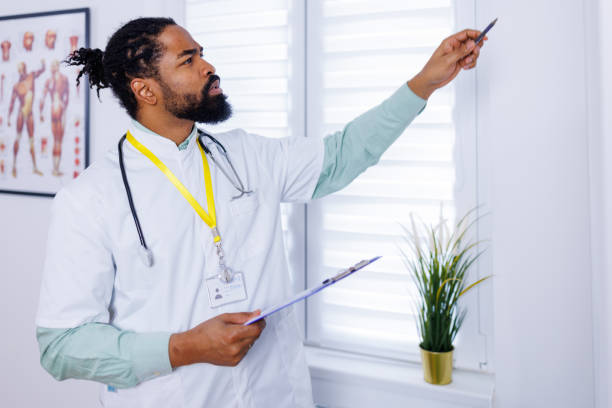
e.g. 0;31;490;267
0;8;89;198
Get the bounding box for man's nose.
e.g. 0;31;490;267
202;59;215;77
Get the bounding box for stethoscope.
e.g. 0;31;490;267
118;129;254;267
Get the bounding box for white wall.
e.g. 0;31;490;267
592;0;612;406
475;0;598;406
0;1;183;406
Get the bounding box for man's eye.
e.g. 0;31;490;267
184;57;192;65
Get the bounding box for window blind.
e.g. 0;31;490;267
305;0;457;360
186;0;292;139
185;0;305;296
187;0;474;364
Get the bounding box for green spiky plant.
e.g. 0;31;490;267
400;207;490;353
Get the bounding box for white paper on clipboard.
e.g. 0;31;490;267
243;256;381;325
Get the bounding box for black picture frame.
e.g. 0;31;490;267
0;8;90;198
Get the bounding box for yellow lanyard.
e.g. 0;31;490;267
125;130;221;243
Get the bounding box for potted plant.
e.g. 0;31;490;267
400;207;490;385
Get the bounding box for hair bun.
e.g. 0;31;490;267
64;47;109;96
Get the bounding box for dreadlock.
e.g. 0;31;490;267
65;17;176;119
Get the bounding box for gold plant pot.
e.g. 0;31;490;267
420;346;453;385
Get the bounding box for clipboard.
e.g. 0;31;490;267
243;256;381;325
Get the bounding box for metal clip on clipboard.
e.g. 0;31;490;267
244;256;381;325
322;259;372;285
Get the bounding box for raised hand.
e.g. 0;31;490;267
408;29;487;99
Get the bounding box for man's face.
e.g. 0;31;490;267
23;32;33;51
45;30;57;49
155;25;232;124
17;62;26;76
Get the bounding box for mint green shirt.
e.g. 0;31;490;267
36;83;426;388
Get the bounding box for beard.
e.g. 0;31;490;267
161;74;232;124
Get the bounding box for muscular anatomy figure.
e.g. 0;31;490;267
40;60;69;176
1;40;10;62
8;60;45;177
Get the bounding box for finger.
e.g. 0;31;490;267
256;318;266;331
475;36;489;50
463;45;480;64
245;318;266;338
473;45;481;58
460;56;474;67
448;40;476;63
441;40;454;54
470;45;482;63
222;310;261;325
440;36;462;56
462;54;478;69
446;29;481;44
240;324;264;345
463;60;477;70
233;319;266;340
221;312;254;324
240;324;266;348
236;335;258;355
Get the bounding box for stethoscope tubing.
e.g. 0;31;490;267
118;134;149;250
197;131;253;199
118;129;253;267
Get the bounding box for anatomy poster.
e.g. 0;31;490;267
0;8;89;197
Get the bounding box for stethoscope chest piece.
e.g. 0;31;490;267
139;246;154;267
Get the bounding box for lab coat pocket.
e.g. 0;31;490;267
228;193;259;217
226;193;267;260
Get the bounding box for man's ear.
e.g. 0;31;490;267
130;78;158;107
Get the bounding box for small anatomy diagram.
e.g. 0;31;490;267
0;9;88;196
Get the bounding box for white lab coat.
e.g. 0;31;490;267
35;124;325;407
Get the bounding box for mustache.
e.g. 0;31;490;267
203;74;221;94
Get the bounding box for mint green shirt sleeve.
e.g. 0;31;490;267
36;323;172;389
312;83;427;199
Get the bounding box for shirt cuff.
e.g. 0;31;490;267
127;331;173;382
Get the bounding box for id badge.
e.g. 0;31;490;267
205;271;248;308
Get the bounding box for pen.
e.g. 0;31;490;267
474;17;497;46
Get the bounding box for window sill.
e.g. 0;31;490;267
305;345;494;408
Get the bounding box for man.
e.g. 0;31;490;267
35;18;485;407
8;60;45;178
40;60;69;176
